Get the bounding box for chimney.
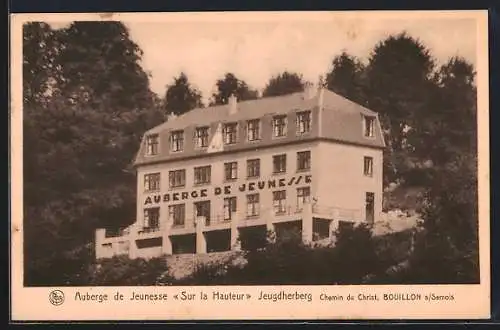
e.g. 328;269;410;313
304;82;316;99
318;86;324;108
228;94;238;115
167;113;177;122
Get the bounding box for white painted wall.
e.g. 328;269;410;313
136;141;318;231
314;141;383;223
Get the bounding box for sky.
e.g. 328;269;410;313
48;12;479;104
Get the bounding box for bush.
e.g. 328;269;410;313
174;260;238;285
84;255;172;286
191;224;390;285
25;243;96;286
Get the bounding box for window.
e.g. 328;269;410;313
272;115;287;137
169;169;186;188
146;134;159;156
169;204;185;227
273;154;287;174
224;197;237;220
224;162;238;181
364;156;373;177
246;194;260;217
297;187;311;211
223;122;238;144
247;119;260;141
144;173;160;192
365;192;375;223
247;159;260;178
297;151;311;171
273;190;287;214
364;116;375;138
143;207;160;230
194;166;211;185
195;126;209;148
296;110;311;134
170;130;184;152
194;201;211;225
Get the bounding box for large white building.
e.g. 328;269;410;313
95;86;385;259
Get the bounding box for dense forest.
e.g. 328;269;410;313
22;21;478;286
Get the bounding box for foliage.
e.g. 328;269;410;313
176;225;394;285
396;57;478;284
210;72;259;105
365;33;436;185
262;71;307;97
408;56;477;167
25;243;96;286
325;51;367;105
85;255;172;286
23;22;165;286
22;22;60;107
402;153;479;284
53;22;155;111
367;56;478;284
163;72;204;115
174;258;240;286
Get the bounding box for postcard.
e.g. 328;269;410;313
10;10;490;321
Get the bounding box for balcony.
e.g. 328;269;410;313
135;225;163;241
169;218;196;235
95;203;365;258
188;214;232;232
138;226;161;235
312;204;363;222
104;227;130;238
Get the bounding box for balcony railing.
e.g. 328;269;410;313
311;204;363;221
103;204;363;236
104;227;130;238
138;226;161;234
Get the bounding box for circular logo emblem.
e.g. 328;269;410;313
49;290;65;306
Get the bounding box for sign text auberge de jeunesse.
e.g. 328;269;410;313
144;174;312;205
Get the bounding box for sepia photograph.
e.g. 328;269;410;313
11;10;490;320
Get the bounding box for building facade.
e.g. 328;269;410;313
95;86;385;259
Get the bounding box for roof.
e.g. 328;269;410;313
134;88;386;167
147;89;378;134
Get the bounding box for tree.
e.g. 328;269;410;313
210;73;259;106
392;151;479;284
23;21;164;286
262;71;306;97
53;21;155;111
325;51;367;105
368;56;479;284
400;57;478;283
408;57;477;167
365;32;436;185
163;72;204;115
22;22;60;107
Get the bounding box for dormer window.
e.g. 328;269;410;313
146;134;159;156
272;115;287;137
296;110;311;134
195;126;209;148
170;130;184;152
364;116;375;138
247;119;260;141
223;122;238;145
